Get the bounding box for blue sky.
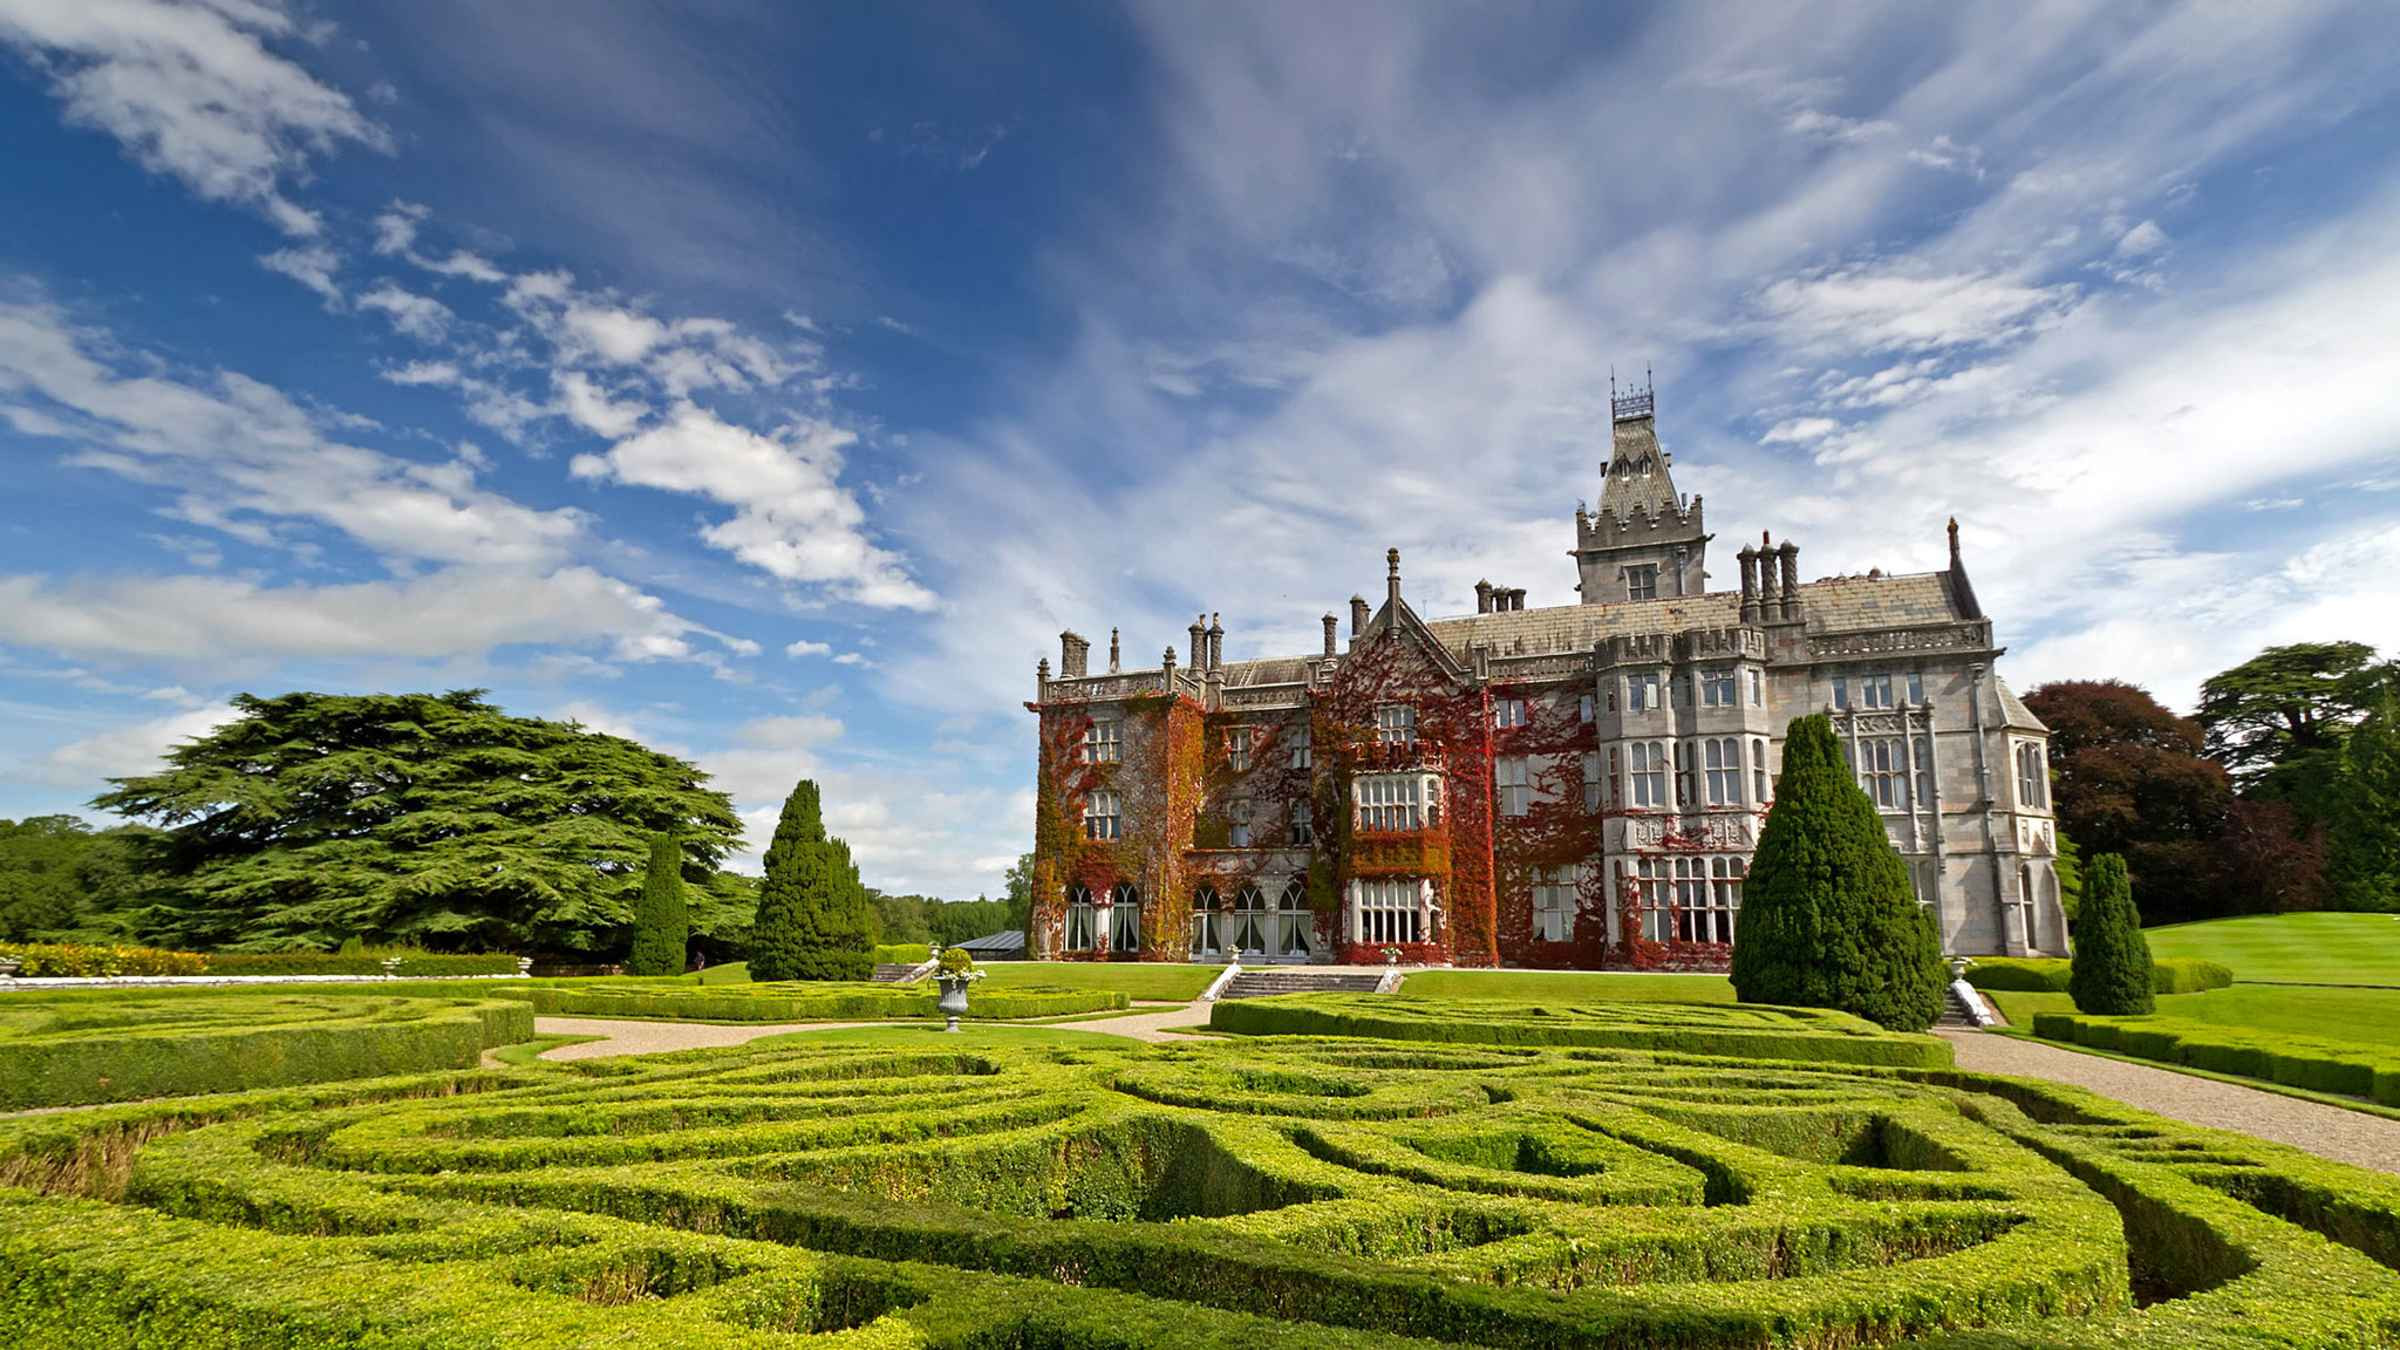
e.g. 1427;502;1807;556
4;1;2398;898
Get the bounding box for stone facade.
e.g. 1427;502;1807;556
1026;388;2065;967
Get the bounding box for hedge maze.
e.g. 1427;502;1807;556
1211;993;1954;1067
4;1020;2397;1346
0;992;534;1110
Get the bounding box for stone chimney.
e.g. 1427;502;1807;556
1507;588;1528;611
1321;613;1338;656
1188;615;1206;670
1475;579;1495;614
1059;631;1089;678
1777;538;1801;621
1206;613;1223;671
1737;544;1760;623
1107;627;1120;674
1350;594;1369;638
1386;548;1403;610
1756;532;1779;604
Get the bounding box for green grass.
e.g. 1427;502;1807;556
1397;969;1736;1002
2143;911;2400;987
1987;983;2400;1048
976;961;1225;1001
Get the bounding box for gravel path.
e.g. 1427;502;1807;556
1939;1030;2400;1174
534;1001;1217;1060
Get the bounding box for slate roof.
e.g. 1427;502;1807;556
1597;415;1681;519
1418;571;1962;657
1991;675;2048;733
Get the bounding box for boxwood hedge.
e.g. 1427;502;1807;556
487;979;1126;1023
2032;1011;2400;1107
1965;957;2234;995
0;1014;2394;1346
0;992;534;1110
1211;992;1955;1067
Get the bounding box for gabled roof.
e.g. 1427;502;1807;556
1991;675;2048;733
1596;415;1681;519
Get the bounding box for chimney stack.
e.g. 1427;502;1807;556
1386;547;1403;609
1059;631;1090;678
1206;613;1223;671
1756;533;1779;601
1777;538;1801;620
1475;579;1495;614
1321;613;1338;656
1737;544;1760;622
1188;615;1205;670
1507;587;1528;612
1350;594;1369;637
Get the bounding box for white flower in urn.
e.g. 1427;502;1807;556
937;947;987;982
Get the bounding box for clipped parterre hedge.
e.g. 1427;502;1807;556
0;992;534;1110
1965;956;2235;995
1211;992;1954;1067
870;943;933;965
0;1014;2395;1346
2032;1011;2400;1106
474;978;1125;1022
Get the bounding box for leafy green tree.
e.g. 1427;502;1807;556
625;833;689;976
690;871;757;964
749;780;873;981
2068;854;2154;1015
1002;851;1035;928
2197;642;2396;808
93;691;741;956
2023;680;2233;922
1731;715;1945;1031
0;816;159;941
2324;693;2400;913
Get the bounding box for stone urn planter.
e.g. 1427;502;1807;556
1946;955;1975;983
936;976;972;1033
0;955;21;981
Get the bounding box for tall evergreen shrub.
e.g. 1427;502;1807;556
2068;853;2154;1015
1730;714;1946;1031
749;781;873;982
2325;693;2400;912
625;833;689;976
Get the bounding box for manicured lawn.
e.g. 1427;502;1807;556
1398;969;1736;1003
2143;911;2400;987
1987;983;2400;1052
976;961;1225;1001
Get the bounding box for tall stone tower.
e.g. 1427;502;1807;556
1573;375;1710;603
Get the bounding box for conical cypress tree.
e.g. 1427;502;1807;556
2069;854;2154;1015
749;780;873;982
1731;714;1946;1031
625;832;689;976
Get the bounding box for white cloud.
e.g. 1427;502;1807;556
373;200;429;254
0;295;583;567
0;0;388;234
413;250;507;284
0;566;741;666
257;243;341;304
355;283;453;341
1785;108;1895;144
572;402;935;610
553;370;648;438
784;639;832;658
1762;416;1840;444
2115;220;2170;257
1755;266;2081;353
33;703;236;789
380;359;459;387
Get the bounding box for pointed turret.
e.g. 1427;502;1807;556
1574;370;1711;603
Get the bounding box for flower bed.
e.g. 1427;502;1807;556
0;1018;2396;1346
0;992;533;1109
2031;1011;2400;1106
1210;992;1953;1067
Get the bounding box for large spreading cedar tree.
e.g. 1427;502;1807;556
1730;714;1945;1032
93;690;740;956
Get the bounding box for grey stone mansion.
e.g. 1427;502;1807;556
1026;385;2066;968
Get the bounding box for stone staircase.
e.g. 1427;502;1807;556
1936;983;1983;1029
1217;967;1390;1000
870;963;923;984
